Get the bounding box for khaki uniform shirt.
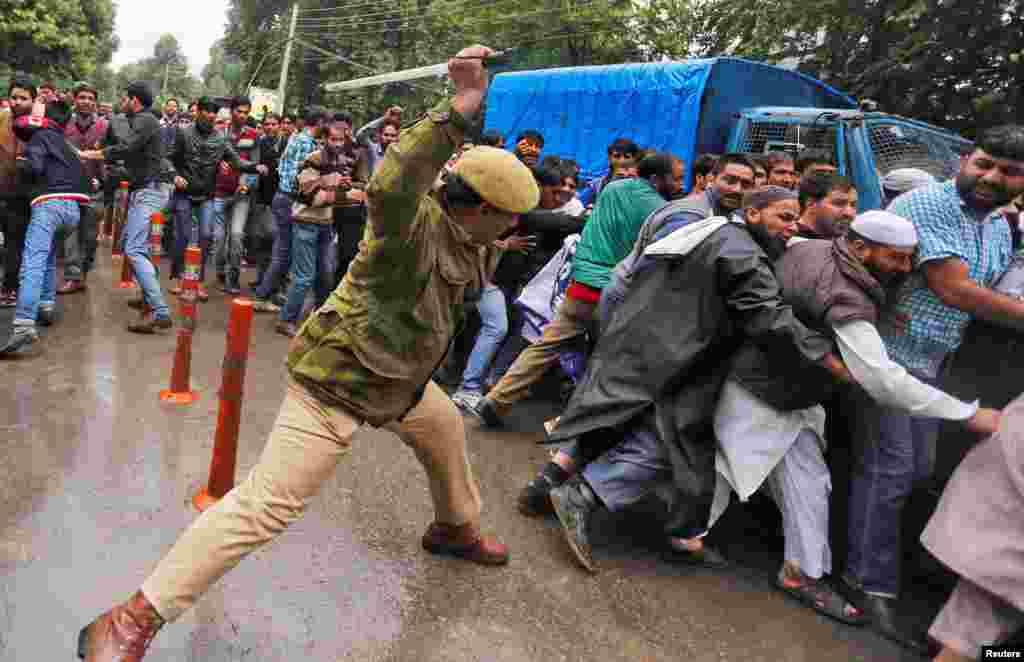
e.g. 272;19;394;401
287;100;500;426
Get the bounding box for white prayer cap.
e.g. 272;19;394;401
849;210;918;248
881;168;936;194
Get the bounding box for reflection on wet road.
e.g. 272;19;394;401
0;260;921;661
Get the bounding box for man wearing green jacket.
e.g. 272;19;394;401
474;153;683;426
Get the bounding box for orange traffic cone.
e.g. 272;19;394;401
159;247;202;405
116;253;137;289
150;211;165;258
193;298;254;512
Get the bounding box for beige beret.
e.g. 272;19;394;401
452;146;539;214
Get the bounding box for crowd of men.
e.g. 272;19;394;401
1;45;1022;662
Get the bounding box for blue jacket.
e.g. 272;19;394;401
21;124;89;205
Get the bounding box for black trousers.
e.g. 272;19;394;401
1;198;30;292
333;204;366;288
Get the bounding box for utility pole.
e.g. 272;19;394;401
277;4;299;113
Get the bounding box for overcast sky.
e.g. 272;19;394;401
111;0;231;77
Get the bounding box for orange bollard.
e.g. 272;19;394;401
193;297;254;512
160;247;202;405
112;181;129;258
150;211;165;258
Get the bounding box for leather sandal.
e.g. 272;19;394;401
776;572;868;626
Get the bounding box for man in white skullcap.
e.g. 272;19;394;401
708;209;1001;627
880;167;937;206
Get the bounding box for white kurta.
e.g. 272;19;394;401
709;318;978;528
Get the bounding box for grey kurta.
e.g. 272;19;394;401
922;393;1024;612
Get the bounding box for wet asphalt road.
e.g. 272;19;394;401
0;254;934;661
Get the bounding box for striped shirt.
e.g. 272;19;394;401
880;180;1014;377
277;129;318;194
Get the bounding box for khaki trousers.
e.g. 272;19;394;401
487;293;597;409
142;377;482;621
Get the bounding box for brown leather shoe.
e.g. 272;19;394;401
275;321;297;338
421;522;510;566
78;590;164;661
126;315;173;334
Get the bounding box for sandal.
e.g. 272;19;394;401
776;573;868;625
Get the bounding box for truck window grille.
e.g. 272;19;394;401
868;123;961;180
739;121;838;160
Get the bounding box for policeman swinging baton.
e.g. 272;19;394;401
322;50;517;93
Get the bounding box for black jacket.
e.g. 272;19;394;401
492;208;586;291
102;109;167;190
547;222;832;536
257;134;287;205
20;125;88;202
169;124;260;199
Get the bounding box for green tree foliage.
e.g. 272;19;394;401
220;0;1021;134
688;0;1024;136
0;0;118;78
112;33;201;104
223;0;635;121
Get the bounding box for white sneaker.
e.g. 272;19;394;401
451;390;483;414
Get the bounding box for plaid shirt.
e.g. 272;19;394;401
277;129;318;194
880;180;1014;377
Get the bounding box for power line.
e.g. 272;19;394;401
294;35;445;93
294;1;614;42
302;14;628;57
295;0;607;29
296;0;508;29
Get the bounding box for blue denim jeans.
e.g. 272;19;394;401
122;184;171;320
846;381;941;597
255;191;294;300
212;194;251;284
62;197;99;281
597;271;628;338
14;200;80;326
281;221;334;323
169;193;215;282
460;285;508;393
580;420;673;514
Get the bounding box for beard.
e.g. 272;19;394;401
195;118;214;135
819;214;850;239
863;259;909;291
746;221;788;260
719;193;743;214
957;172;1014;210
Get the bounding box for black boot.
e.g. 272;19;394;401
518;462;570;517
549;476;601;573
840;577;929;655
221;272;241;296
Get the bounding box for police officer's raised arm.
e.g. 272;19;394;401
366;46;492;239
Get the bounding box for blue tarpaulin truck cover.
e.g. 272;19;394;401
483;57;857;180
